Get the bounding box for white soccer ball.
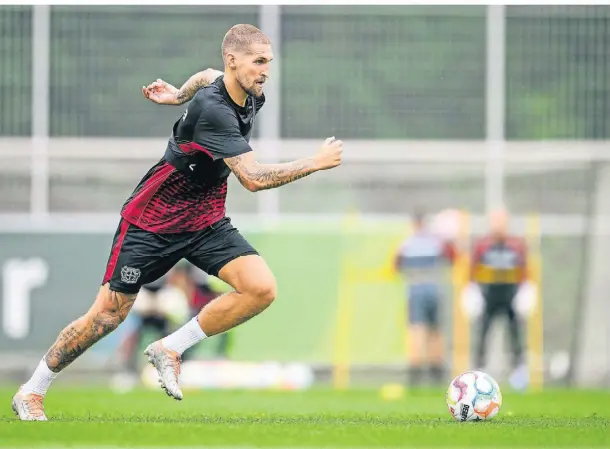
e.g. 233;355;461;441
446;370;502;422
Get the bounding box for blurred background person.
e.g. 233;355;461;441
117;277;180;378
117;261;231;381
166;261;233;362
463;208;536;389
394;210;457;387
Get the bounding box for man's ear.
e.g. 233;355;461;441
225;52;238;70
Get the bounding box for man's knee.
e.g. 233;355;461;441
88;284;138;330
218;255;277;308
246;277;277;308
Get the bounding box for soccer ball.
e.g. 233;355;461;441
446;370;502;422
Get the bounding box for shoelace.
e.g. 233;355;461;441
24;395;45;417
164;352;182;377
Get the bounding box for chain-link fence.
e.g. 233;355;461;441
2;6;608;140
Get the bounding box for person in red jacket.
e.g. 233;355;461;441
466;208;532;384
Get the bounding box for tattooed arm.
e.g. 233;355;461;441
175;69;224;104
224;152;318;192
142;68;223;105
190;96;343;191
224;137;343;192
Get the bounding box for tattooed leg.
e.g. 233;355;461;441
13;284;137;420
44;284;137;373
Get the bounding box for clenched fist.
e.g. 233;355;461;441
314;137;343;170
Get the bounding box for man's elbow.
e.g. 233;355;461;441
241;178;262;192
202;68;223;83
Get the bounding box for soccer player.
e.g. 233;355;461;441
394;211;456;386
465;208;531;385
12;24;343;420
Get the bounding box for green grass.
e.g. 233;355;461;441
0;387;608;448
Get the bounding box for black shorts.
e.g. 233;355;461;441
102;217;258;294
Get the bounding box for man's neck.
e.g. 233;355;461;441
223;73;248;107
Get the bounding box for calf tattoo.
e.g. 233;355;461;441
44;291;136;372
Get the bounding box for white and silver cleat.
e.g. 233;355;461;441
144;341;183;400
12;387;48;421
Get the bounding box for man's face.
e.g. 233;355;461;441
234;43;273;98
489;209;509;238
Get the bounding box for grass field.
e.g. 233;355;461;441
0;387;609;448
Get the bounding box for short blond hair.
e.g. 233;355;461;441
221;24;271;59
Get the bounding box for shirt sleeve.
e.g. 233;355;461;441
470;238;486;282
442;240;458;263
193;100;252;160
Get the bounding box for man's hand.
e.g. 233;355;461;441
314;137;343;170
461;282;484;320
142;69;224;105
142;79;180;105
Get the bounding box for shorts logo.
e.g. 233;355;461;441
120;266;141;284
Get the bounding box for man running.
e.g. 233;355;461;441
13;23;343;420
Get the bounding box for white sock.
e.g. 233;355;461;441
21;359;58;396
161;317;207;355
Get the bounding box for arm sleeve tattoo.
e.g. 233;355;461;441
224;153;318;192
175;70;222;104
